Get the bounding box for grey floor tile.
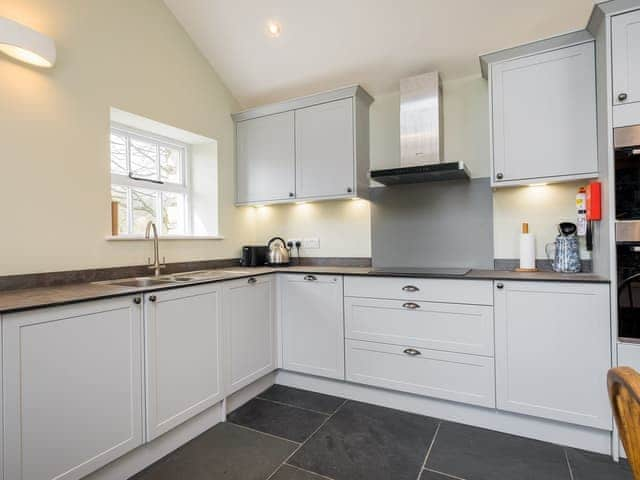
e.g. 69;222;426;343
271;464;333;480
228;397;328;443
426;422;570;480
259;384;345;414
289;400;439;480
129;422;296;480
566;448;632;480
420;470;463;480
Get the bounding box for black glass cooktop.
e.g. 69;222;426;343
368;267;471;277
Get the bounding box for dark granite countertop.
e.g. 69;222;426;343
0;266;609;314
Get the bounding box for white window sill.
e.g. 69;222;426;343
105;235;224;241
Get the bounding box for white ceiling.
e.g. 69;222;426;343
164;0;595;108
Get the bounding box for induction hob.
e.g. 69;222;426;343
368;267;471;277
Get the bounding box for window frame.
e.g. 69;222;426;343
110;122;192;236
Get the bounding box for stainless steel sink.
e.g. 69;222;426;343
105;278;177;288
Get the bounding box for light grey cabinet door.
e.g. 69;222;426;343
223;275;276;395
145;284;223;440
491;42;597;185
494;281;611;430
613;9;640;106
295;98;354;199
236;111;295;204
3;296;144;480
281;274;345;379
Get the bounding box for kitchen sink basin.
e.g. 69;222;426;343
105;278;177;288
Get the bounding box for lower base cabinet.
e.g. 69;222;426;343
346;339;496;407
2;296;144;480
281;274;345;380
223;275;276;394
494;281;612;430
145;284;224;440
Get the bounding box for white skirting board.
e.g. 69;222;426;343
85;373;276;480
276;370;613;456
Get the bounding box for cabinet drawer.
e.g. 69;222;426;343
345;297;494;356
344;276;493;305
346;340;495;408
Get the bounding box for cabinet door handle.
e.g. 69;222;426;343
347;187;353;193
149;295;157;302
619;93;628;101
248;277;257;284
403;348;422;356
304;275;317;281
496;283;504;289
289;192;294;197
402;302;420;310
133;297;141;304
402;285;419;292
496;172;504;180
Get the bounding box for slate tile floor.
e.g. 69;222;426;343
131;385;632;480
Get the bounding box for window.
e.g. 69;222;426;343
110;125;191;236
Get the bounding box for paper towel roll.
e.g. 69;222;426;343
519;233;536;270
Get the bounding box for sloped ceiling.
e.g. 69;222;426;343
164;0;595;108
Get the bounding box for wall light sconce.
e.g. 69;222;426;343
0;17;56;68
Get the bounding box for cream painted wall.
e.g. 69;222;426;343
0;0;255;275
493;182;589;260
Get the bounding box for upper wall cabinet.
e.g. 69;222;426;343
236;111;296;203
481;32;598;187
612;9;640;127
295;98;355;199
232;86;373;205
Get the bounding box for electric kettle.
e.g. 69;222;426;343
267;237;290;265
545;223;581;273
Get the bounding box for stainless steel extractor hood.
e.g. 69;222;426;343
370;71;470;186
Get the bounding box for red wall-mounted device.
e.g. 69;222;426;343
586;181;602;221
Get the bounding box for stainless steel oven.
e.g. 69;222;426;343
615;125;640;339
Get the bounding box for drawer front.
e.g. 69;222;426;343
344;276;493;305
345;297;494;356
346;340;495;408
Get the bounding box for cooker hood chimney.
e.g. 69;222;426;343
370;71;470;186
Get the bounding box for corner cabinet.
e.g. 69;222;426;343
280;274;345;380
612;8;640;127
233;86;372;205
494;281;612;430
144;284;223;440
222;275;276;395
482;35;598;186
2;296;144;480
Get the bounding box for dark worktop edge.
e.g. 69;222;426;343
0;265;609;315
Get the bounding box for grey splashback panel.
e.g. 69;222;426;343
370;178;493;269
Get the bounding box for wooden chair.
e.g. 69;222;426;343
608;367;640;479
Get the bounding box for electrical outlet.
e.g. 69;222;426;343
287;238;301;249
302;238;320;249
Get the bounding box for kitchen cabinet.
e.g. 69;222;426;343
223;275;276;395
232;85;372;205
494;281;612;430
3;296;144;480
612;9;640;107
280;274;345;380
295;98;354;199
236;111;295;204
344;297;494;356
145;284;223;440
344;276;493;306
346;340;496;408
487;40;598;186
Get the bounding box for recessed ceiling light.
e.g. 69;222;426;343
266;21;281;38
